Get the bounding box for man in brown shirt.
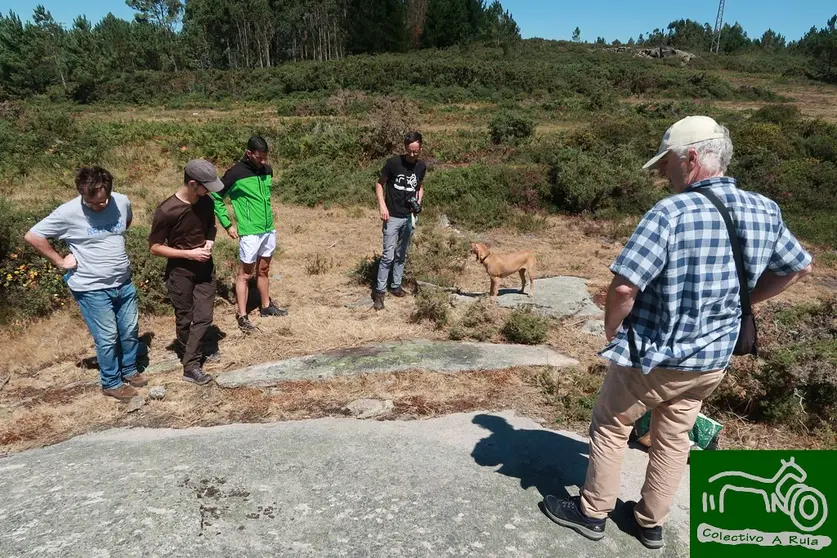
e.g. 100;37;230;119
149;160;224;385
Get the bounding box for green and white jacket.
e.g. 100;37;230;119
212;158;274;237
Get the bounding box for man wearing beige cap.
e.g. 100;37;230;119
542;116;813;549
149;160;225;385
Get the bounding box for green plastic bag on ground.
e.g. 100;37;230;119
633;410;723;450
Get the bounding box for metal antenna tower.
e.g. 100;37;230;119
711;0;726;54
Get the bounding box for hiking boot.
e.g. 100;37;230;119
102;384;139;402
183;367;214;385
259;299;288;317
389;286;407;298
542;495;606;541
372;290;385;311
237;314;257;333
123;372;149;387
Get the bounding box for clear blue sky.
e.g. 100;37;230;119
502;0;834;43
4;0;835;42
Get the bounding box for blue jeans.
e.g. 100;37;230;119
376;216;413;292
72;282;140;389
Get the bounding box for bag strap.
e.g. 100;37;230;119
694;188;751;316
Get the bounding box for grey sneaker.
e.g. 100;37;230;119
183;368;214;385
259;299;288;317
372;291;385;311
237;314;257;333
542;495;606;541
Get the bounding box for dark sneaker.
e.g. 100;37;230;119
259;299;288;317
624;501;663;549
372;291;385;311
183;368;214;385
123;373;149;387
542;495;606;541
102;384;139;402
637;524;663;549
237;314;257;333
389;286;407;298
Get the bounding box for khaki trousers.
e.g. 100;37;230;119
579;362;725;528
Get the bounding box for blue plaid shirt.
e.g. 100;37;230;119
601;176;812;374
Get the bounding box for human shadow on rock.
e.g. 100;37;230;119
470;414;591;499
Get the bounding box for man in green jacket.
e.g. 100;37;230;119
212;136;287;333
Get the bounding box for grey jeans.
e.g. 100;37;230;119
376;216;413;292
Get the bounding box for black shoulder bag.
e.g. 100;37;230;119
695;189;758;356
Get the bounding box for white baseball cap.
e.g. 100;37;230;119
642;116;728;169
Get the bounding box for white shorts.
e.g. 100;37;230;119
239;230;276;264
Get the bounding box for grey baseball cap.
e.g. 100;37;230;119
184;159;224;193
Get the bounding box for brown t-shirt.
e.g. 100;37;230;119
148;194;217;278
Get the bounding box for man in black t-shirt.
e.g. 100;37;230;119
373;131;427;310
149;159;224;385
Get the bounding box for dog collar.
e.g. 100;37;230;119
479;252;490;263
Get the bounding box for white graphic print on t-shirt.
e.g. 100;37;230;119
393;173;418;192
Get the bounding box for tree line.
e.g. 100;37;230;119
1;2;835;102
584;16;836;82
0;0;520;98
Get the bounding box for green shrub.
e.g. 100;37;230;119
351;255;380;288
273;120;363;162
425;163;550;231
448;299;500;341
406;227;469;288
306;253;333;275
488;108;535;144
512;211;550;233
360;96;420;158
708;300;837;432
211;239;240;299
0;199;69;324
327;89;373;116
546;146;658;214
411;289;450;329
751;104;802;126
502;307;549;344
277;158;375;208
535;364;605;424
125;227;169;315
0;103;108;177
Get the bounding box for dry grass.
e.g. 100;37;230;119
3;82;837;455
2;202;834;455
0;366;553;454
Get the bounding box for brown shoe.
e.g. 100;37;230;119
390;286;407;298
102;384;139;401
372;290;385;311
124;373;149;387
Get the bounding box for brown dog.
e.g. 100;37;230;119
470;242;535;297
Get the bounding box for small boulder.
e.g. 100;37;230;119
148;386;167;400
345;398;394;419
582;320;606;336
126;396;146;413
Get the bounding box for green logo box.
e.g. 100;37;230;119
691;451;836;556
